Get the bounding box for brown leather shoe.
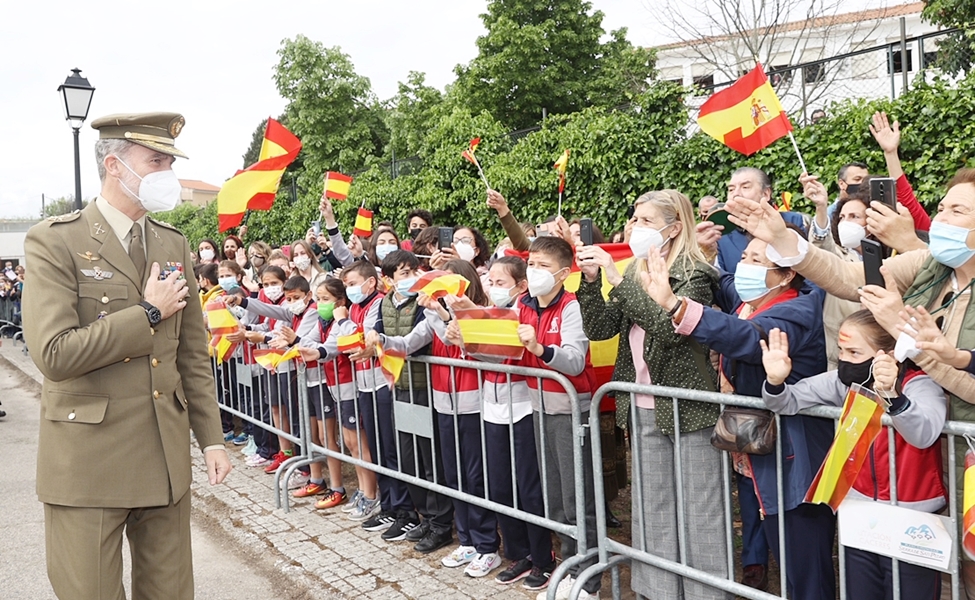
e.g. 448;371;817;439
742;564;768;591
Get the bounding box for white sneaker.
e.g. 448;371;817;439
245;454;269;467
241;436;257;456
342;489;364;513
464;552;502;578
537;575;599;600
282;471;310;490
441;545;476;568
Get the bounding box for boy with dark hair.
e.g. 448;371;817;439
341;260;419;533
518;236;600;600
404;209;434;251
375;250;454;550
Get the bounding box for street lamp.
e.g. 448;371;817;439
57;68;95;211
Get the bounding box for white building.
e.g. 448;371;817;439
652;2;946;122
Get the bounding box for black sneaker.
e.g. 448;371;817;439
381;514;420;542
413;527;453;554
404;519;430;542
361;510;396;532
522;565;553;591
495;557;533;584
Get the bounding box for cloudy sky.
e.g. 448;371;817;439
1;0;669;219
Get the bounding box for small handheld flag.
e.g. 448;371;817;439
779;191;793;212
205;298;240;363
408;270;470;300
324;171;353;201
553;149;570;216
454;308;524;360
375;342;406;387
353;208;373;238
461;137;491;189
337;328;365;354
253;347;300;373
964;436;975;559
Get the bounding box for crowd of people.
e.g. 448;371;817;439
193;111;975;600
0;260;24;419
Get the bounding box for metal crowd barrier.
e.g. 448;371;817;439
212;355;975;600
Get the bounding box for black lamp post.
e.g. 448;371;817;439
57;68;95;211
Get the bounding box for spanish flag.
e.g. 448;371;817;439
205;299;240;363
375;342;406;387
408;270;470;300
337;329;365;353
217;118;301;232
804;385;884;512
964;446;975;559
324;171;353;201
353;208;373;238
697;64;792;156
461;137;481;167
253;347;300;372
554;149;569;193
455;307;525;360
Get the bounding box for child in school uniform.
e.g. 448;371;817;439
369;260;503;579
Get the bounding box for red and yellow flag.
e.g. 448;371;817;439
455;307;525;360
408;270;470;300
205;298;240;363
779;191;793;212
217;118;301;232
353;208;373;238
375;342;406;387
462;137;481;167
964;446;975;559
804;385;884;512
324;171;353;201
554;149;569;193
337;329;365;353
697;64;792;156
253;347;300;372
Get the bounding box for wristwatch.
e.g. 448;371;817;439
139;301;162;327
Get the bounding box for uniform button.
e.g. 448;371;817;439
153;390;160;399
123;357;131;363
150;328;156;336
67;411;76;420
101;296;110;304
151;358;159;367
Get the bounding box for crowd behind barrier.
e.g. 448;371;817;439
210;353;975;600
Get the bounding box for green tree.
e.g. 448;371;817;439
241;118;269;168
921;1;975;74
453;0;656;130
43;196;88;217
385;71;445;160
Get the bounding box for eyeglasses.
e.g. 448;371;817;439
248;254;263;260
454;237;474;245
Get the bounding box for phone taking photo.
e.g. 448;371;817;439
438;227;454;250
870;177;897;210
861;239;885;288
579;218;594;246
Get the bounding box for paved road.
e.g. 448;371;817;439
0;358;287;600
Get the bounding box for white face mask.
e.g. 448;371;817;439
199;248;215;261
287;298;307;315
114;156;182;213
455;242;476;262
293;255;311;272
527;267;561;298
264;285;284;302
489;285;516;308
837;220;866;250
628;225;669;258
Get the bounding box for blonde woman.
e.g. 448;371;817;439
290;239;329;290
576;190;729;600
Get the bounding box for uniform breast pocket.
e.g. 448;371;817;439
78;283;129;324
44;390;109;424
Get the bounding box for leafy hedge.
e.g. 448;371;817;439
159;72;975;246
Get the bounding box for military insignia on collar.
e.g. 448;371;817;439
77;251;100;263
81;267;113;280
93;222;106;236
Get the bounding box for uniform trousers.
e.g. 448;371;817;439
438;412;499;554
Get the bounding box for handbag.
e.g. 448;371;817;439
709;321;778;455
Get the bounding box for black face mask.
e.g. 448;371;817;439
837;358;874;388
409;228;422;240
845;183;861;196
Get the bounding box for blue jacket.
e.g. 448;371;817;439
689;272;831;515
717;211;807;272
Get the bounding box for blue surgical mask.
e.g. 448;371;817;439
734;262;773;302
376;244;397;262
396;277;418;297
218;276;239;292
928;221;975;268
346;284;366;304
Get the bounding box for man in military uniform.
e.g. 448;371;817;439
22;112;231;599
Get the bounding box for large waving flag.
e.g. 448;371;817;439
375;342;406;387
455;308;525;360
409;270;470;300
253;347;300;373
205;299;240;363
324;171;353;201
697;64;792;156
217;118;302;232
805;385;884;512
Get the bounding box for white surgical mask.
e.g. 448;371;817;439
293;256;312;272
489;286;516;308
264;285;283;302
837;221;866;250
115;156;182;213
287;298;307;315
199;248;215;262
527;268;560;298
628;225;668;258
376;244;397;262
455;242;476;262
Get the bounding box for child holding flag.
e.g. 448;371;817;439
761;310;946;600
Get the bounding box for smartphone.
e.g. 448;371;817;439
870;177;897;210
579;218;594;246
861;239;885;288
438;227;454;250
311;220;321;236
535;225;552;238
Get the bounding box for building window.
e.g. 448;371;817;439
692;73;714;91
922;50;938;68
889;48;914;74
803;64;825;84
769;65;793;87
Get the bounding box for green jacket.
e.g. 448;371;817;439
576;259;719;435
